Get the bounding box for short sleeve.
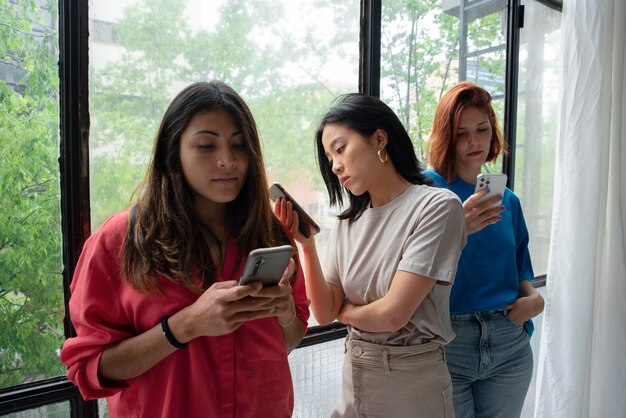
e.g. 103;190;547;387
321;221;342;287
397;192;467;284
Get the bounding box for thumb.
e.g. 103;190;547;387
209;280;239;290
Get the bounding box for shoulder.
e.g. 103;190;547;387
411;184;463;210
503;188;522;208
83;210;130;252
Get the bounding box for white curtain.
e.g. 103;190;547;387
534;0;626;417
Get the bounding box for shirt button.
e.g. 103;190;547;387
352;346;363;357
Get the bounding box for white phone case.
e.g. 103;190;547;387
474;173;507;208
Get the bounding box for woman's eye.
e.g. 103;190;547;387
336;146;345;154
199;144;215;150
232;142;246;149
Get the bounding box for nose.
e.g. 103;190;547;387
217;150;237;169
467;131;479;145
331;160;343;175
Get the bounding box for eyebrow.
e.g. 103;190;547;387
192;130;243;139
458;121;490;130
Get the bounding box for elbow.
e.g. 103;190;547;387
377;307;409;333
313;312;336;326
385;316;408;333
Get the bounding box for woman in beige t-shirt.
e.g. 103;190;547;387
275;93;467;418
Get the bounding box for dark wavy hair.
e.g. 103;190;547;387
121;81;290;293
315;93;428;221
427;82;508;182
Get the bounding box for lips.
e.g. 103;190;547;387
467;150;483;157
340;176;350;185
213;177;238;183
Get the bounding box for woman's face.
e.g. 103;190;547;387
179;109;249;208
321;123;379;196
454;106;493;176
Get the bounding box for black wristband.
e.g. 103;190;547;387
160;316;187;349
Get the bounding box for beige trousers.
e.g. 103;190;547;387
331;338;454;418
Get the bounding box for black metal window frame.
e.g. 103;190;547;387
0;0;557;415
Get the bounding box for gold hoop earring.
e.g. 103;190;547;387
377;149;388;164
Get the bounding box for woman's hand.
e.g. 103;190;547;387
507;281;545;324
175;281;267;340
507;293;545;324
273;197;315;245
249;258;298;326
463;189;505;234
175;261;297;342
247;259;306;350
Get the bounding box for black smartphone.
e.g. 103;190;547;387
238;245;294;287
269;183;321;238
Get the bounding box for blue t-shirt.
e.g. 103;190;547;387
424;169;535;334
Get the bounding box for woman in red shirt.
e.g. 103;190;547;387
60;81;310;418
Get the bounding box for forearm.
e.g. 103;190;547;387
98;320;178;383
518;279;538;297
99;307;197;383
340;272;436;333
300;240;342;325
279;315;306;352
519;280;544;312
340;300;399;333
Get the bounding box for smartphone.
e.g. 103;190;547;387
474;173;507;209
269;183;321;238
238;245;294;287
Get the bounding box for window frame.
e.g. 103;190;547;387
0;0;558;415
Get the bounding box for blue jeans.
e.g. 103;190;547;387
444;310;533;418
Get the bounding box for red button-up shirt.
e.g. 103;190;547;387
60;211;310;418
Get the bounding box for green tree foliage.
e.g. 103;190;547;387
89;0;358;227
0;0;65;387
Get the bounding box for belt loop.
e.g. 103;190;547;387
502;308;509;317
382;349;391;374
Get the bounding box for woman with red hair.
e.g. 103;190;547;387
425;82;544;418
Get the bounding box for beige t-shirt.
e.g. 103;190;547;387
323;184;467;346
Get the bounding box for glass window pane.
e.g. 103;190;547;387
0;401;70;418
88;0;360;329
0;0;64;389
380;0;506;170
515;1;561;276
290;338;343;417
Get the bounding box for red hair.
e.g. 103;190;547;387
427;82;508;182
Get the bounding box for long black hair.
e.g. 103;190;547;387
315;93;428;221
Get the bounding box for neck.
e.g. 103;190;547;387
455;164;481;185
369;167;412;207
196;201;228;241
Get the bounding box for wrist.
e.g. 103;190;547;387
301;238;316;252
278;300;297;327
165;311;194;345
161;316;188;349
